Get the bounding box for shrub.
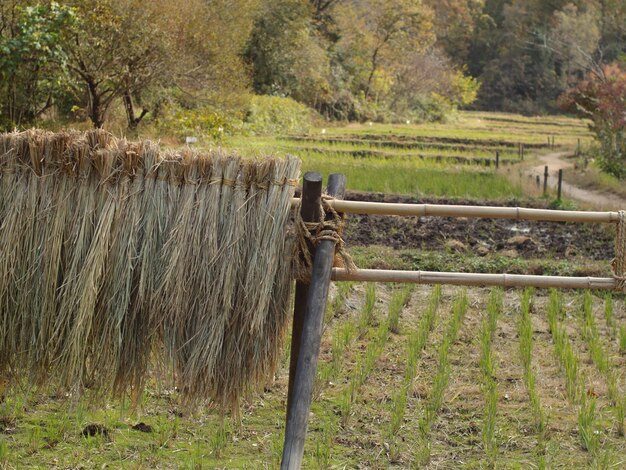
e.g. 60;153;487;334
157;106;231;142
243;95;312;135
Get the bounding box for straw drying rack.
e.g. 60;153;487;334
1;132;624;469
281;171;625;469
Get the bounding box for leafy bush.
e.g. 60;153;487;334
157;107;231;142
243;95;312;135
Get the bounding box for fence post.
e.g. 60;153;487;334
282;173;347;470
287;172;323;410
543;166;549;195
557;169;563;200
495;151;499;169
521;143;525;161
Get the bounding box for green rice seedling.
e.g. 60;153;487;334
358;283;377;336
619;325;626;355
388;285;413;334
0;436;7;464
603;293;616;337
313;416;336;469
617;397;625;437
210;418;230;458
578;395;598;453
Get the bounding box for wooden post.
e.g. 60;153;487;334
521;143;525;161
543;165;549;195
576;138;581;156
518;143;522;160
557;169;563;200
287;172;323;409
282;173;347;470
495;151;499;169
536;175;540;188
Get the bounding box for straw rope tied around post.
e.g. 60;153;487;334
293;195;356;283
613;210;626;293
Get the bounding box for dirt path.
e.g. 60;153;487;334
526;152;626;210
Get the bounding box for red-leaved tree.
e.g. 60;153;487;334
558;63;626;179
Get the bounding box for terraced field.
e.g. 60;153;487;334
231;111;593;198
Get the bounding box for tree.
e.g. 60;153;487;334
335;0;435;101
246;0;331;107
559;63;626;178
62;0;169;129
0;2;75;129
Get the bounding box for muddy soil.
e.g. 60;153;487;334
341;191;615;260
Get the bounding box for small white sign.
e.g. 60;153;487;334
185;136;198;144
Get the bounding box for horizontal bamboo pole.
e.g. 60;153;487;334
291;198;622;223
331;268;617;290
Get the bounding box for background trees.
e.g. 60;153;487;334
0;0;624;135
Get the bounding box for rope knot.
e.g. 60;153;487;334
294;195;356;283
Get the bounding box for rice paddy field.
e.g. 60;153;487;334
2;112;625;469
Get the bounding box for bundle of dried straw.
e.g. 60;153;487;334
0;130;300;408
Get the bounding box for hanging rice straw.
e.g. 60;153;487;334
0;130;300;407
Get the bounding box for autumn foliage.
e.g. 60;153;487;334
559;64;626;179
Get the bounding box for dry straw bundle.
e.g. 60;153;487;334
0;130;300;408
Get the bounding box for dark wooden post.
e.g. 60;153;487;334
495;151;499;169
287;172;323;408
521;143;525;161
557;169;563;200
282;173;347;470
543;166;549;195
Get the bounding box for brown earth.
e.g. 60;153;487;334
341;191;615;261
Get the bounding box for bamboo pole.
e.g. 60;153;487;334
290;199;621;223
331;268;617;290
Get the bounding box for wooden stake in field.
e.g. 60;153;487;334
282;173;347;470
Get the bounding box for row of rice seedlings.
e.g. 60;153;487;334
480;288;503;465
546;290;599;454
385;286;442;461
580;292;624;436
414;290;469;465
338;321;390;426
337;285;392;426
518;288;547;434
316;282;361;392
